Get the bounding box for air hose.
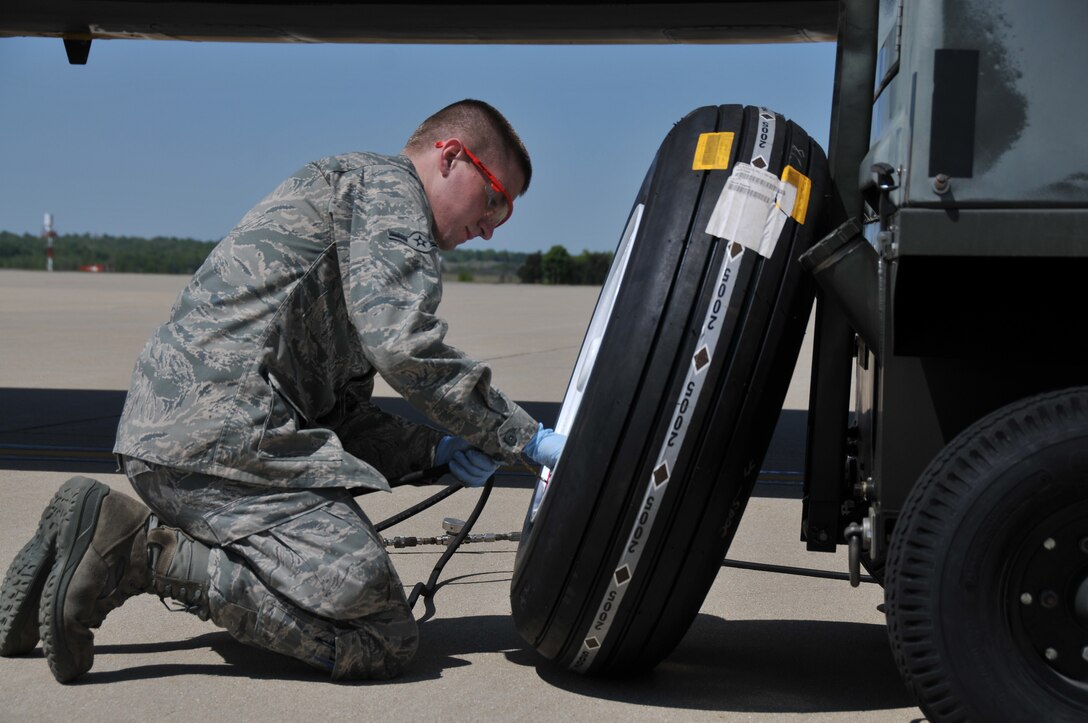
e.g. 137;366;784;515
365;466;876;623
361;464;501;620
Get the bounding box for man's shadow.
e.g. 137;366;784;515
84;612;914;714
84;633;324;683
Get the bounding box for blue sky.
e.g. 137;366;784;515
0;37;836;254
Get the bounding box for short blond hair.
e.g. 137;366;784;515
405;99;532;194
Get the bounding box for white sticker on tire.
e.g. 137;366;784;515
705;162;789;258
704;108;808;258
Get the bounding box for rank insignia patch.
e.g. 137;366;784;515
390;230;436;251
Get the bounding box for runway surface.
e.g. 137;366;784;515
0;269;921;721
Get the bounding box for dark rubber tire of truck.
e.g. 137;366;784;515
885;386;1088;723
510;104;831;676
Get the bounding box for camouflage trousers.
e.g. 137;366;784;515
123;457;418;680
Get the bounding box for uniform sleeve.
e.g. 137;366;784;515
337;162;537;463
325;378;446;480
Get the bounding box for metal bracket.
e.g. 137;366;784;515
844;522;864;587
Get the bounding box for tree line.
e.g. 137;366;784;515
514;246;613;285
0;231;613;284
0;231;216;275
442;246;613;285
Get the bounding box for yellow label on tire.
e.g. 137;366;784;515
779;165;812;224
692;132;734;171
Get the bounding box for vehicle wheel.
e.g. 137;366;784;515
510;105;830;675
885;386;1088;722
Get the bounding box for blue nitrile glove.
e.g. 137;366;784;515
435;436;500;487
523;423;567;469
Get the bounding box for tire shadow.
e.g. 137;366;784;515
512;614;917;714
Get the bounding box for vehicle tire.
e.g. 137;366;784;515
884;386;1088;722
510;105;830;675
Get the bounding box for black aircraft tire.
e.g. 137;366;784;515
885;387;1088;722
510;105;830;676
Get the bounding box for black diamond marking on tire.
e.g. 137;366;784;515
752;157;767;169
694;346;710;371
653;463;669;486
585;637;600;650
615;566;631;585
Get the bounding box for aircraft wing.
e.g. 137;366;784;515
0;0;838;45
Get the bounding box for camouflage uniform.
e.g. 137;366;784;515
113;153;538;678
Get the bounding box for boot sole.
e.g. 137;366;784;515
0;477;101;657
39;479;110;683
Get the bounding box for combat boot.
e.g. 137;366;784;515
0;477;105;656
146;525;211;621
39;482;152;683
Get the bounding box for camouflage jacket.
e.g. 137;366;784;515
114;153;538;492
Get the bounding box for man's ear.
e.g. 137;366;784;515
435;138;462;177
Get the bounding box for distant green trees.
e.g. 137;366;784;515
0;231;215;275
517;246;613;285
517;252;542;283
441;246;613;284
439;247;526;283
0;230;613;284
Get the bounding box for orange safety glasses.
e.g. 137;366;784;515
435;140;514;227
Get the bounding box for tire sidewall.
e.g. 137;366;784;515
887;389;1088;721
511;104;829;672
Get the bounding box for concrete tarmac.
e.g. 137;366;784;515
0;269;922;721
